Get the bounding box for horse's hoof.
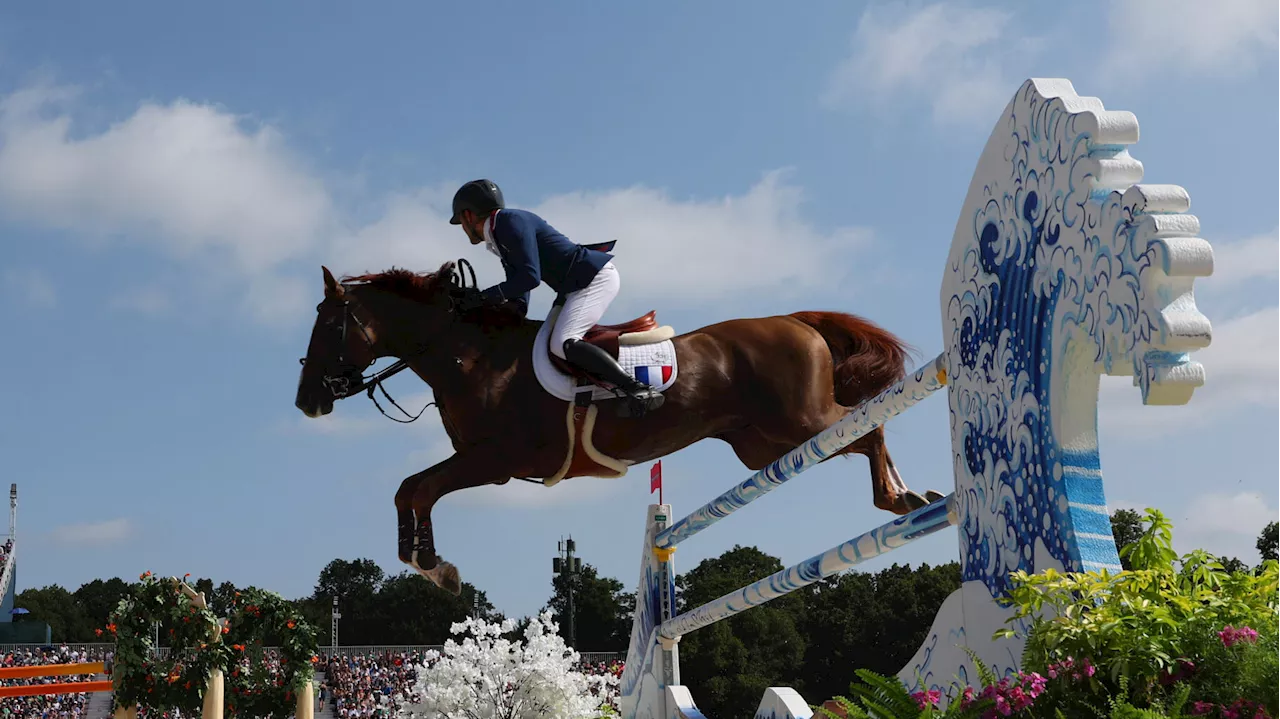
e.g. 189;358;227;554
899;491;929;513
426;560;462;596
925;490;947;503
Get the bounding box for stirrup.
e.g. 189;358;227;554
616;387;665;418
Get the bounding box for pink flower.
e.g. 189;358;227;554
911;689;942;709
1220;624;1260;648
1021;671;1047;697
1190;702;1215;715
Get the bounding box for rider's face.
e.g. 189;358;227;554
461;211;485;245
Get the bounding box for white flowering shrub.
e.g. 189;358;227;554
399;610;620;719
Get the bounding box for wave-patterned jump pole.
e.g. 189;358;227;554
620;78;1216;719
655;352;947;551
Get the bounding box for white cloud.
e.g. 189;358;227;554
1176;492;1277;562
823;3;1031;125
442;472;629;510
1202;228;1278;288
1104;0;1278;78
52;518;134;546
0;84;335;272
1099;306;1278;435
3;267;57;307
0;83;878;328
327;171;875;314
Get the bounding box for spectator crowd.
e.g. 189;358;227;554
0;645;108;719
0;645;622;718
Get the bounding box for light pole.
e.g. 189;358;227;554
331;596;341;648
552;537;582;649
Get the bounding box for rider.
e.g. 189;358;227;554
449;179;665;415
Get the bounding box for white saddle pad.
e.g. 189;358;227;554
532;306;680;403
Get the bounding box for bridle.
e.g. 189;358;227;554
298;259;480;424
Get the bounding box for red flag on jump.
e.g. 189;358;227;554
650;461;663;504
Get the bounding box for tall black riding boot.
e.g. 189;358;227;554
562;339;665;417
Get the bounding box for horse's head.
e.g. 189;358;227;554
296;265;395;417
295;262;468;417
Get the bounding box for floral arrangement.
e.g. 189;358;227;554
105;573;319;719
818;510;1277;718
106;572;234;715
401;610;619;719
222;586;320;719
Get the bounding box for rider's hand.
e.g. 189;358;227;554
452;290;486;312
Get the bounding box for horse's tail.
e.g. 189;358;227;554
788;311;912;409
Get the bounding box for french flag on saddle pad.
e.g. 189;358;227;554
634;365;672;386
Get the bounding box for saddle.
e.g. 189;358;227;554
548;311;667;379
546;239;675;383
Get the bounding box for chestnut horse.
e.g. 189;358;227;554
295;262;937;594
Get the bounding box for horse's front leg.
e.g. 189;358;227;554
395;449;513;595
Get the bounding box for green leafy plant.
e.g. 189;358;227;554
814;668;993;718
996;509;1278;714
108;572;234;715
222;586;320;719
107;573;320;719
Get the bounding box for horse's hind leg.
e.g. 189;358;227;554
847;427;937;514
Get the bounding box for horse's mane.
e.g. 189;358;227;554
340;266;529;330
340;267;450;305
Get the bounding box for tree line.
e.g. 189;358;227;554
14;515;1277;719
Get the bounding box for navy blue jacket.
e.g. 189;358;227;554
479;208;613;307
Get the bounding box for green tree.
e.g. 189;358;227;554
15;585;92;641
675;546;806;719
211;581;241;618
311;558;386;645
1258;521;1278;564
1111;508;1146;570
369;571;501;644
73;577;132;635
1219;555;1249;574
544;563;633;651
799;561;961;705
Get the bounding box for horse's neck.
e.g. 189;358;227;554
364;290;535;383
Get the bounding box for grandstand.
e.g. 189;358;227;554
0;484;43;645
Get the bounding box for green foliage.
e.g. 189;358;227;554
222;587;319;719
815;667;993;718
998;508;1279;714
1259;522;1278;564
801;562;961;703
14;584;92;641
108;572;235;716
544;562;635;651
676;545;807;719
308;559;499;645
1110;509;1147;571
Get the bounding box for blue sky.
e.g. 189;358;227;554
2;0;1276;629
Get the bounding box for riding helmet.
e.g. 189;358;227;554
449;179;505;225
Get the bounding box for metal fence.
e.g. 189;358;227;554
0;642;625;665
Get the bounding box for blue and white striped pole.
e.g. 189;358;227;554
655;352;948;550
658;493;957;640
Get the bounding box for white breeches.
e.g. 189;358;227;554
550;261;620;359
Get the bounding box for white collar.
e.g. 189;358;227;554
481;211;501;257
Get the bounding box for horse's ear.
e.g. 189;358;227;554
322;266;344;298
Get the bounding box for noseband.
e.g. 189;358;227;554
298;259;479;424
